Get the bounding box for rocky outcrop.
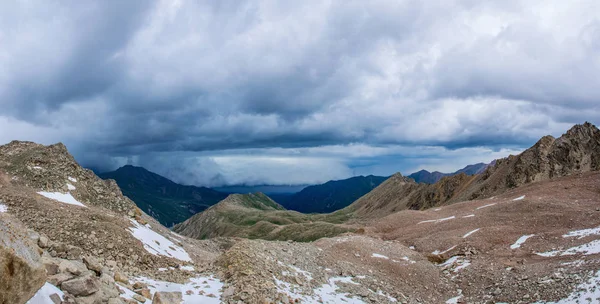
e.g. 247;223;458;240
0;141;136;214
0;213;46;304
344;122;600;217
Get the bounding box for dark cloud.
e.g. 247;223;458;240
0;0;598;186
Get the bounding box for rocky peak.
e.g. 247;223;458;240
389;172;416;184
0;141;136;214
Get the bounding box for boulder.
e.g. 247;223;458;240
83;256;103;274
0;214;47;304
61;273;100;297
152;291;183;304
113;271;128;284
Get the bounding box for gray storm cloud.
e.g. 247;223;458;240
0;0;598;186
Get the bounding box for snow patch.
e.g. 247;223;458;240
68;177;77;183
394;256;416;264
27;282;64;304
274;275;366;304
510;234;535;249
513;195;526;201
32;166;43;170
180;265;194;271
563;226;600;239
462;214;475;218
371;253;389;259
67;183;76;190
438;256;471;272
446;295;463;304
129;275;223;304
418;216;456;224
37;191;86;207
462;228;480;238
0;204;7;213
128;219;191;262
534;270;600;303
536;240;600;257
476;203;496;210
433;245;457;255
434;208;442;211
279;261;313;280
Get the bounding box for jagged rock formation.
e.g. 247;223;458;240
99;165;227;227
174;193;354;241
344;122;600;218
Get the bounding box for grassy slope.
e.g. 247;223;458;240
173;193;355;242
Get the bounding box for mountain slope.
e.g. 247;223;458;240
343;122;600;218
407;163;488;184
281;175;388;213
173;193;354;241
99;165;227;226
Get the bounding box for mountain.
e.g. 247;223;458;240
281;175;388;213
4;123;600;303
341;122;600;218
407;163;488;184
173;193;353;241
99;165;227;227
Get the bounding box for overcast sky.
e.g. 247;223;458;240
1;0;598;186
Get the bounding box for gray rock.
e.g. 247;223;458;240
49;293;62;304
153;291;183;304
48;272;76;286
83;256;103;274
38;235;49;248
61;273;100;297
0;214;47;304
42;256;61;275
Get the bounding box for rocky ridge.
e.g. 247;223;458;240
344;122;600;218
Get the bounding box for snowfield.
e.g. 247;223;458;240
128;219;192;262
513;195;526;201
37;191;86;207
0;203;7;213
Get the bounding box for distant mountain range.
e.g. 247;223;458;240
279;175;388;213
98;165;227;227
407;163;489;184
98;161;491;225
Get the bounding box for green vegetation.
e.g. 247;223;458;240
99;165;227;227
173;192;356;242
